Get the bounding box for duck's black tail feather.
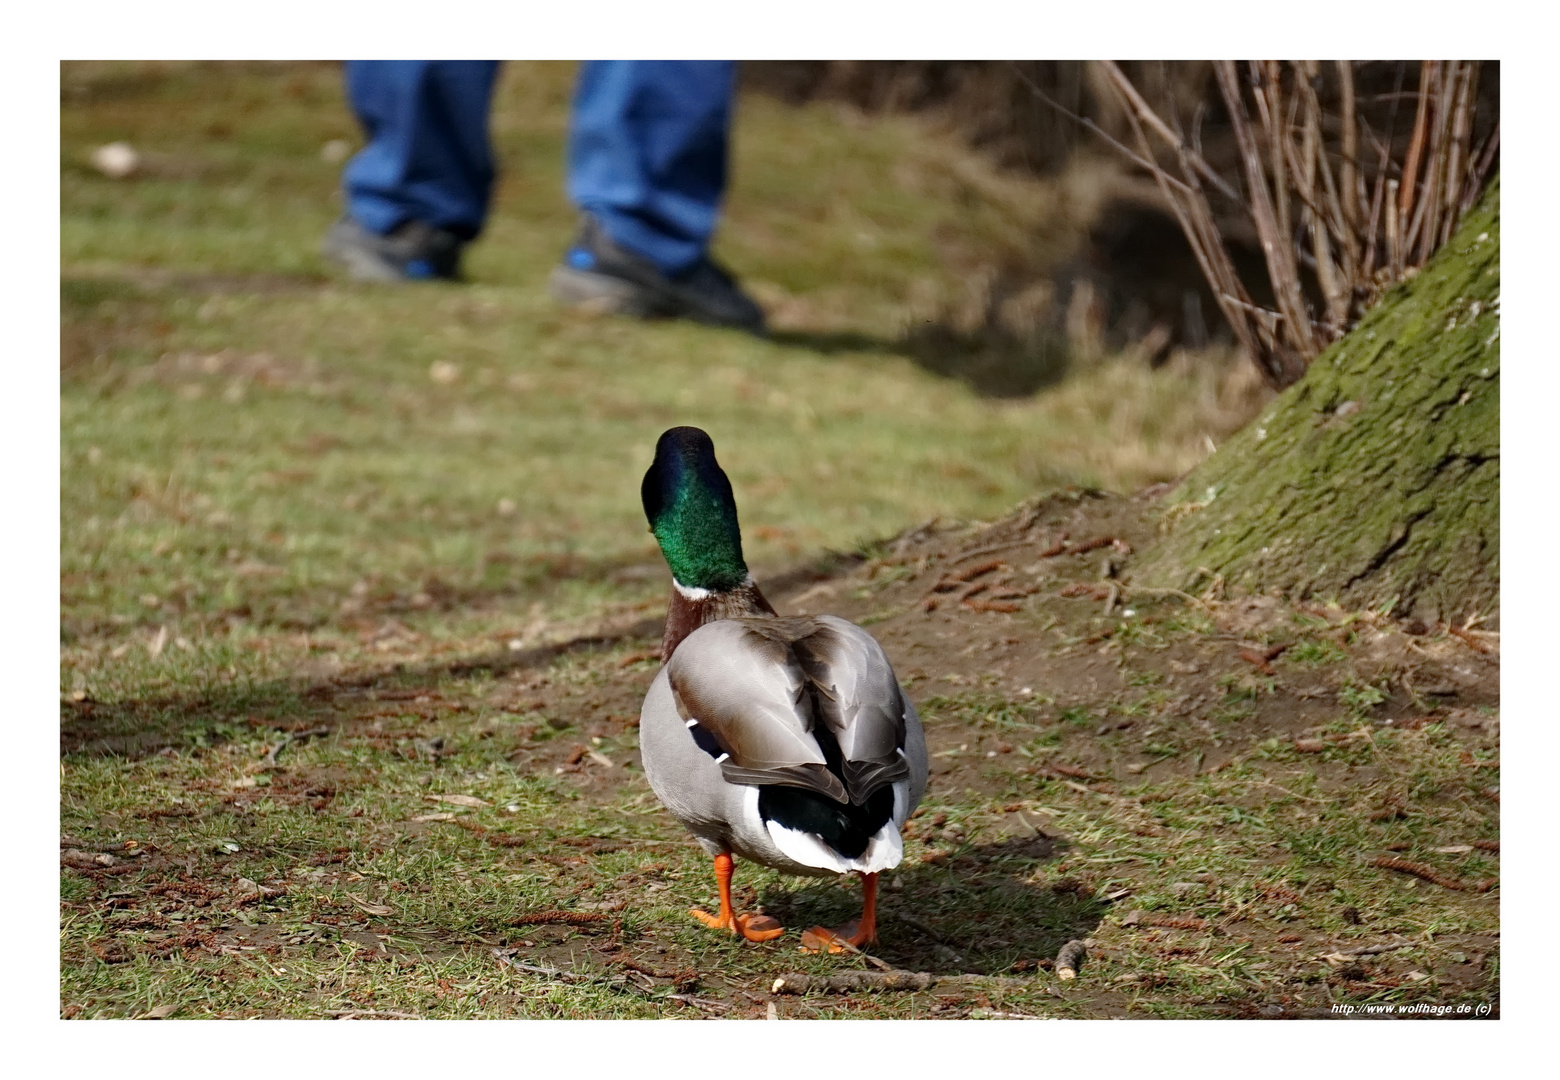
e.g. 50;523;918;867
757;784;896;860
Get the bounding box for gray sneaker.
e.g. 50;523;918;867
549;218;765;333
322;217;466;282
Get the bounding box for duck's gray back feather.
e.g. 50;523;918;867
789;616;912;802
664;615;914;805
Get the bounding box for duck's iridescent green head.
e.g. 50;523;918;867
641;427;750;593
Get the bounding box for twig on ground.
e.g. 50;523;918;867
1448;625;1494;655
958;581;991;601
1069;536;1123;556
950;557;1006;582
949;973;1053;989
509;910;611;926
964;599;1023;614
770;970;935;995
1054;939;1087;980
668;993;733;1013
1121;912;1210;931
492;952;635;991
1239;649;1276;676
620;959;701;993
263;726;332;766
1318;940;1414;964
498;958;581;980
926;560;1013;606
1120;585;1211;611
1371;855;1491;892
1345;942;1409;958
812;935;895;972
328;1009;423;1020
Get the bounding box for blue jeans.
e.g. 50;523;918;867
342;60;737;274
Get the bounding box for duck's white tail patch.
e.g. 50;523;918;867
764;819;904;875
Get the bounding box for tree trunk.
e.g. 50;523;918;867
1135;176;1498;626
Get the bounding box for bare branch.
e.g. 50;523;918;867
1034;58;1493;381
1386;178;1402;276
1101;61;1284;388
1462;118;1499;213
1216;61;1315;368
1397;61;1436;236
1005;63;1202;202
1247;63;1289;245
1409;62;1458;264
1298;64;1359;278
1337;61;1363;232
1291;61;1349;335
1440;62;1478;246
1361;135;1388;278
1094;61;1242;203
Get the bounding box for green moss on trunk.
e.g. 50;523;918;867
1136;177;1499;625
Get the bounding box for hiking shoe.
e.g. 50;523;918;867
322;216;466;282
549;218;765;333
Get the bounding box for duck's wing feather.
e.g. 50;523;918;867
791;615;910;801
666;615;910;805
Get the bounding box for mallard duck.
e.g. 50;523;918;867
637;427;927;949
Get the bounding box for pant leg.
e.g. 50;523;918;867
342;60;502;240
566;61;738;275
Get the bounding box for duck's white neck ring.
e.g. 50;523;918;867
673;575;755;601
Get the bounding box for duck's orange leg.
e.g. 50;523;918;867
800;871;879;953
689;852;784;942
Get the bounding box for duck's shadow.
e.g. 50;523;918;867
756;835;1106;976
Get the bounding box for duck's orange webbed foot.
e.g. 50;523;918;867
690;852;785;942
689;908;785;942
798;918;874;953
689;906;729;931
798;872;880;954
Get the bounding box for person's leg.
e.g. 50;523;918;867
325;60;501;280
553;61;763;331
567;60;735;275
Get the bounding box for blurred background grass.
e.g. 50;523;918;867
61;60;1271;700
